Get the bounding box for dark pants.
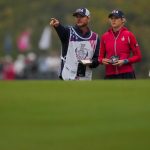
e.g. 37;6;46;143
105;72;136;79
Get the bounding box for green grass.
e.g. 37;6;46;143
0;80;150;150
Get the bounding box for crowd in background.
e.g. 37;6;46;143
0;25;62;80
0;52;60;80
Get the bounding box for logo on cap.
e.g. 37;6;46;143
73;8;90;17
108;9;125;18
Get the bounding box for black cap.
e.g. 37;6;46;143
108;10;125;18
73;8;90;17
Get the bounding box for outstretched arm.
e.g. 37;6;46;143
49;18;70;43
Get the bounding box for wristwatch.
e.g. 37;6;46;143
123;59;129;64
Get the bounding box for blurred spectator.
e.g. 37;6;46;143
14;54;26;79
39;26;52;50
2;55;15;80
45;53;60;79
38;55;50;79
37;53;59;79
3;33;13;55
17;27;32;52
24;52;38;79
